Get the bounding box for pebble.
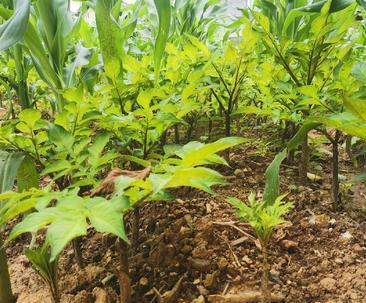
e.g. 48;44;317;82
203;272;218;289
218;257;229;270
234;169;245;178
189;258;212;272
192;295;205;303
335;258;344;265
341;231;353;241
353;244;364;253
328;218;337;226
197;285;209;296
242;255;253;264
93;288;110;303
320;277;337;292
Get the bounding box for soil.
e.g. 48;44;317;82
3;133;366;303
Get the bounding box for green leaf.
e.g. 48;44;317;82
149;173;172;194
288;122;321;151
351;61;366;82
8;208;61;241
95;0;124;83
344;98;366;123
89;133;109;158
25;244;58;294
263;149;287;206
16;157;39;192
0;197;37;226
0;151;25;194
46;216;88;261
41;160;71;176
121;155;151;168
226;197;247;212
179;137;248;167
87;197;129;243
298;85;318;98
47;124;75;151
19;109;42;129
282;0;354;35
317;112;366;140
253;12;270;32
0;0;31;52
153;0;171;84
165;167;225;193
65;44;93;87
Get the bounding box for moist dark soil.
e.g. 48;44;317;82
4;130;366;303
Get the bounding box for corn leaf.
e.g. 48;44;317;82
263;149;287;206
153;0;171;84
95;0;124;83
0;0;31;52
0;151;25;194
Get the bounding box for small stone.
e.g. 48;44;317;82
189;258;212;272
242;255;253;264
203;272;218;289
341;231;353;241
320;259;329;270
197;285;209;296
343;255;354;265
184;214;193;225
334;258;343;265
234;169;245;178
270;269;280;282
328;219;336;226
93;287;110;303
192;295;205;303
353;244;364;253
218;257;229;270
85;265;104;282
176;199;185;204
181;245;193;254
280;240;298;253
310;214;330;226
139;277;149;286
320;277;337;292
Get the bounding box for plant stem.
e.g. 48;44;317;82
142;119;150;160
186;118;194;142
225;113;231;137
299;135;309;183
261;241;271;303
72;238;84;269
131;207;140;252
117;239;132;303
50;278;60;303
160;130;167;148
332;130;341;210
208;118;212;140
30;131;42;165
174;124;180;144
14;45;31;110
0;237;13;303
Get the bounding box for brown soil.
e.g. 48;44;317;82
4;138;366;303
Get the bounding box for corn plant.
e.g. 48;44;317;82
0;151;38;303
0;0;97;111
